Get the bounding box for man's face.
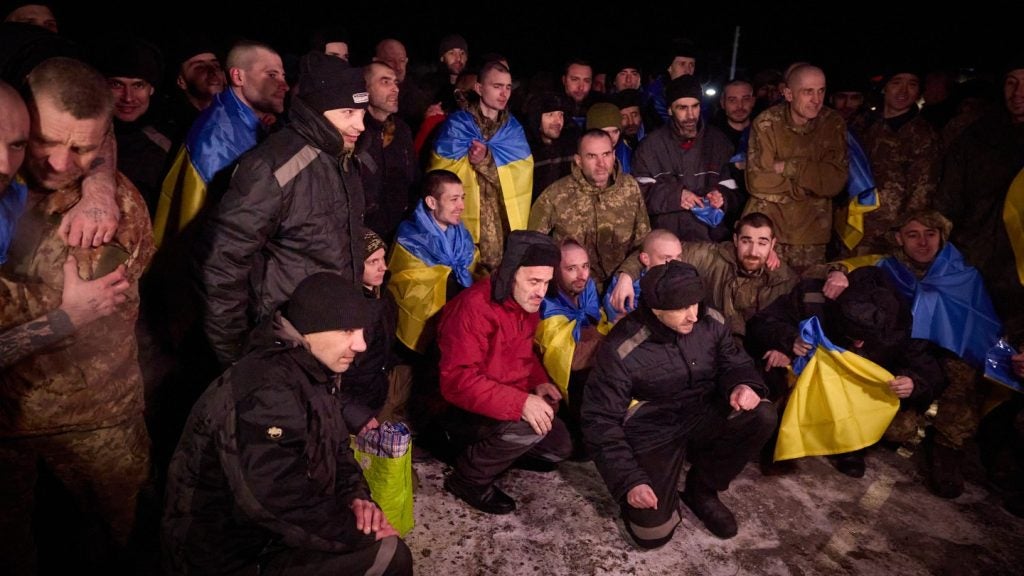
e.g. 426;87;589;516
4;4;57;33
575;134;615;189
639;237;682;268
362;248;387;288
831;91;865;120
25;95;109;191
108;77;153;122
306;328;367;373
1004;69;1024;123
237;49;288;114
367;64;399;116
425;181;465;228
620;106;642;137
512;265;554;314
377;41;409;83
733;224;776;272
895;220;941;266
670;97;701;138
601;126;621;147
883;73;920;117
322;108;366;151
477;70;512;114
177;52;225;100
592;73;607;94
784;69;826;125
540;110;564;142
614;68;641;91
441;48;467;76
0;88;29;192
562;63;593;104
722;83;754;125
668;57;696;80
324;41;349;61
653;304;699;334
557;244;590;298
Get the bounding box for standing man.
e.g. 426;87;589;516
562;58;595;129
525;91;574;200
744;64;848;275
428;60;533;272
0;57;155;575
437;231;572;514
712;79;755;149
583;261;776;546
158;36;226;152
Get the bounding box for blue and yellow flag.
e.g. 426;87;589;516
1005;167;1024;285
835;131;878;250
775;316;900;461
0;175;28;265
428;110;533;241
602;271;642;323
153;90;261;247
535;280;610;399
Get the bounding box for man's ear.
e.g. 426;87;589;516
639;252;650;268
424;196;437;211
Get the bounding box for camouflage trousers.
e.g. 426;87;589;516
883;357;984;449
0;415;151;576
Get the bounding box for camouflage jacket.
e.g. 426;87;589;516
744;104;848;245
529;162;650;289
0;174;155;437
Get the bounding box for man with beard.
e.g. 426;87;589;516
197;52;368;367
525;91;574;200
157;36;226;153
712;79;755;149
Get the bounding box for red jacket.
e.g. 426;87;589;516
438;276;550;421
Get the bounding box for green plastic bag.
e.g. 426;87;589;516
351;422;414;536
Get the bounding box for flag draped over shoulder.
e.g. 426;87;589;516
775;316;899;461
1005;167;1024;285
388;203;478;353
835;131;878;250
877;244;1002;368
428;110;533;240
152;90;260;247
536;280;607;399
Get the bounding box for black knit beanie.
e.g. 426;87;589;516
284;272;372;334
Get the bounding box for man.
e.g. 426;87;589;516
583;261;776;545
198;52;367;367
99;37;171;215
610;59;643;94
3;3;56;33
744;63;848;275
586;101;633;173
1;79;29;264
428;60;533;272
634;74;737;243
525;91;574;200
0;57;155;575
849;65;941;255
830;73;868;124
614;89;650;151
154;39;288;246
357;61;419;241
712;79;755;149
529;129;649;290
156;36;225;152
437;230;572;514
646;37;699;124
162;273;413;576
388;169;478;355
562;58;595;128
375;38;409;84
310;24;350;61
603;228;683;322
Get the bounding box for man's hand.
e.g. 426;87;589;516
424;102;445;119
888;376;915;398
680;189;701;210
61;181;119;248
762;350;791;370
626;484;658;510
823;270;849;300
706;189;724;209
350;498;398;540
59;255;129;328
730;384;761;410
359;417;380;435
521;394;554;435
773;160;786;174
468;139;488;165
766;248;781;270
792;337;812;357
609;273;635;314
534;382;562;410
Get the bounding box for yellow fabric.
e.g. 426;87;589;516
1004;167;1024;285
153;147;207;249
837;253;884;273
427;153;533;241
350;438;414;536
835;195;880;250
387;243;455;353
774;348;900;461
535;312;613;401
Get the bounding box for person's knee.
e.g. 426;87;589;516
623;509;680;550
382;537;413;576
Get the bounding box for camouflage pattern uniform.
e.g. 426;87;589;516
850;110;941;255
744;104;848;274
528;161;650;289
0;174;155;575
469;105;514;273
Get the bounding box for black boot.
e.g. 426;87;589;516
681;475;738;539
928;442;965;499
443;475;516;515
829;449;866;478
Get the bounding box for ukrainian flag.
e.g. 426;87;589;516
428;110;533;241
774;316;899;461
152;90;261;248
835;131;878;250
1005;167;1024;285
535;280;611;399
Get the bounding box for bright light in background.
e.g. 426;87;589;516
704;87;717;97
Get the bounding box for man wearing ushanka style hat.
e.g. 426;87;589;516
582;260;776;546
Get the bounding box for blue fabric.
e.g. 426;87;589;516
433;109;532;167
395;201;476;287
729;128;749;164
692;201;724;228
541;279;601;342
602;271;643;323
792;316;845;375
985;338;1022;392
186;89;261;183
877;244;1002;368
615;139;632;174
845;131;877;206
0;178;28;265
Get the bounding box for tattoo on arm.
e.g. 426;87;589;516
0;311;76;369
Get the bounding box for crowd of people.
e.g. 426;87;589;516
2;3;1024;574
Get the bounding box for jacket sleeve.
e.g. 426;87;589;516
745;281;806;359
197;155;283;367
711;319;768;398
897;338;947;408
632;138;684;216
746;116;848;202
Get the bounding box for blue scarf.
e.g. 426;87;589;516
541;279;601;342
0;178;28;265
395;201;476;287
